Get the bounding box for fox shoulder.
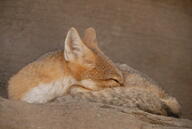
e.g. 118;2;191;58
8;50;67;100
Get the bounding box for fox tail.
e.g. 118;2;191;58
161;97;181;117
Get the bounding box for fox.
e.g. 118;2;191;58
8;27;124;103
8;27;181;117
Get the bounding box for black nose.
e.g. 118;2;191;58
119;77;124;86
120;82;124;86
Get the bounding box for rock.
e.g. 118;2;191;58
0;97;191;129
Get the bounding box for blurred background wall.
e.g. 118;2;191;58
0;0;191;119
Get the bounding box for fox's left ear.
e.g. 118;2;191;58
64;27;95;67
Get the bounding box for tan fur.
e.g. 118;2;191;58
8;27;123;101
8;51;68;99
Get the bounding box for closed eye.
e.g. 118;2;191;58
106;78;123;86
107;78;119;84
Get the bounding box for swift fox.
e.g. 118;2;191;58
8;27;124;103
8;27;181;117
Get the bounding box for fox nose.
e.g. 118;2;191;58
118;72;124;86
119;78;124;86
120;82;124;86
114;75;124;86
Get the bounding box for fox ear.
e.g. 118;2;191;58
83;27;98;49
64;27;85;61
64;27;95;67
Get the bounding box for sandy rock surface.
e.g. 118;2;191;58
0;97;192;129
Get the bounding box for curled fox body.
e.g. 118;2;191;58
8;27;181;117
8;28;124;103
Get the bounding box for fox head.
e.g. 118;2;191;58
64;27;124;91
